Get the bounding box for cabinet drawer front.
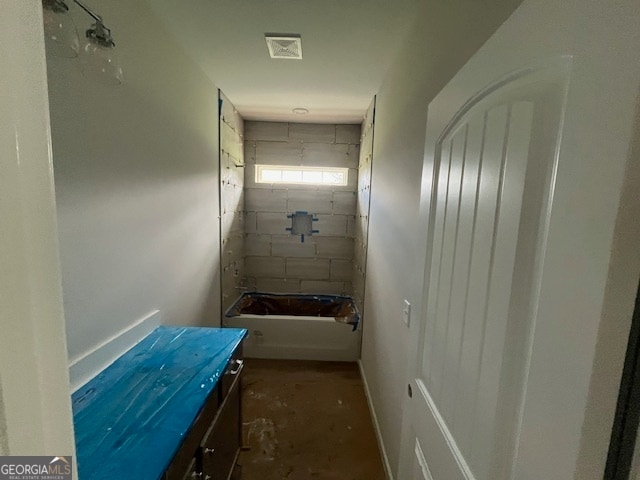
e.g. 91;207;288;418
166;457;199;480
164;385;220;480
201;364;243;480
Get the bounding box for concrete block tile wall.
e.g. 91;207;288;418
344;282;353;295
234;258;246;281
244;164;258;189
244;211;258;234
352;270;365;307
246;256;286;278
244;141;256;163
332;191;357;214
287;189;333;214
222;256;244;310
245;234;272;256
346;168;358;190
300;280;348;295
230;159;245;185
358;215;369;237
315;214;349;236
221;213;230;238
222;183;242;213
224;257;244;279
336;124;362;145
221;163;242;188
223;235;244;262
256;277;300;294
330;259;353;282
237;190;245;214
352;101;375;314
289;123;336;143
245;276;257;291
315;237;355;259
354;239;367;267
220;122;243;163
358;165;371;190
222;210;243;239
245;122;290;141
221;271;237;308
257;212;291;234
244;121;364;296
360;169;371;186
219;91;245;313
301;143;353;168
254;141;303;165
358;188;371;213
286;258;331;280
347;215;356;237
272;235;316;258
229;212;244;237
245;189;288;212
221;153;233;184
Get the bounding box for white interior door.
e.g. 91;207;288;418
400;1;640;479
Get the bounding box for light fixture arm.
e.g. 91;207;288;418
71;0;102;23
69;0;115;48
42;0;123;83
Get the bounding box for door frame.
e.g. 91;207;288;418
0;0;76;464
606;280;640;479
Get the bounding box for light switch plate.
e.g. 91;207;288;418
402;299;411;327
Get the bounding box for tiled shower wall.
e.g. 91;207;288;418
353;100;375;314
220;92;245;313
243;121;361;295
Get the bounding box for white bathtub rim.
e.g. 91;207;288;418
225;314;362;361
225;314;350;323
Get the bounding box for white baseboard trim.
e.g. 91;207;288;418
68;310;161;392
358;359;394;480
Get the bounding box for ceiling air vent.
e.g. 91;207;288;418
264;34;302;60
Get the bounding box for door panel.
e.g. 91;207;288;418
400;1;640;479
439;117;482;424
471;101;533;479
412;65;568;480
453;109;507;451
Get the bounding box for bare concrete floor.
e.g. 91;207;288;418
237;359;386;480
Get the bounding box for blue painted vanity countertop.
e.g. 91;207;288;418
72;326;247;480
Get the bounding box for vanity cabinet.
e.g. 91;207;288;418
201;362;242;479
72;326;247;480
165;353;244;480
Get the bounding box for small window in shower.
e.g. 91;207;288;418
255;165;348;186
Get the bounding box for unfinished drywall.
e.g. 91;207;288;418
243;122;360;295
220;92;245;313
360;0;524;475
46;0;222;364
353;100;375;315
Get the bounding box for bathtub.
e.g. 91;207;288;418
223;293;361;361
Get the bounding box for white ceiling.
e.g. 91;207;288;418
148;0;420;123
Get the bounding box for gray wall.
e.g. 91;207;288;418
360;0;524;474
243;122;360;295
47;0;222;362
220;92;245;313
